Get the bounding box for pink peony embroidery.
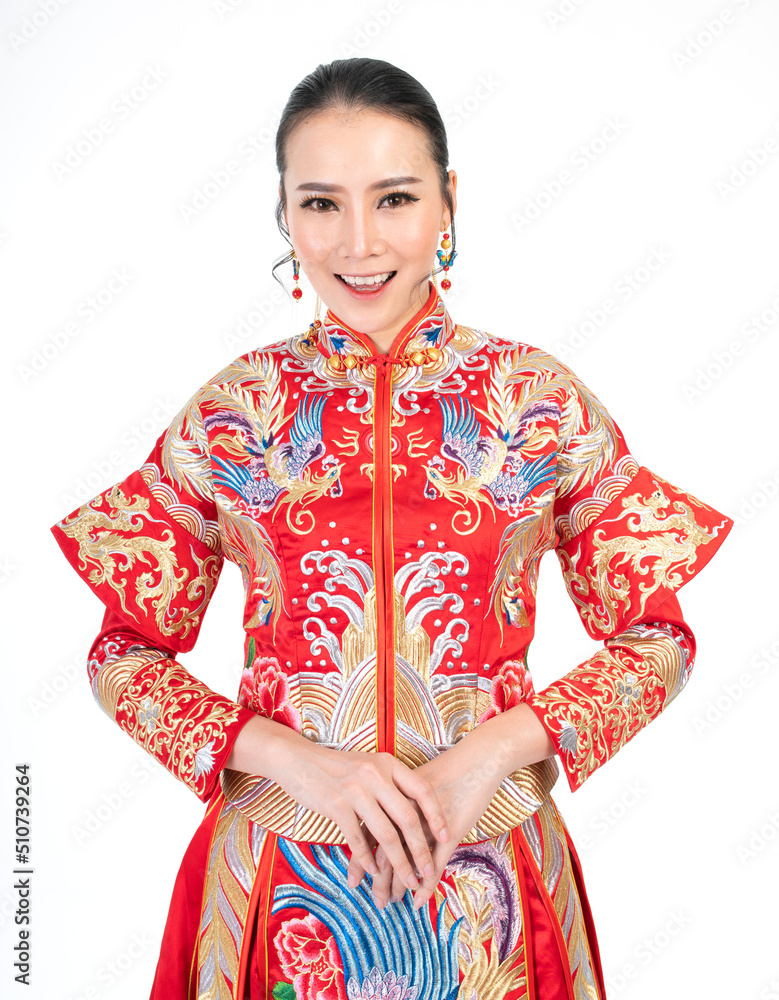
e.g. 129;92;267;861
477;658;535;724
273;914;347;1000
238;654;302;733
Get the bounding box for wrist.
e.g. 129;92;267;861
461;703;557;780
224;714;311;784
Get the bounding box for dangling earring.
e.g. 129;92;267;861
310;294;322;337
436;227;456;292
291;249;303;300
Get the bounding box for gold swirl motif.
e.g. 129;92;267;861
58;481;221;642
219;753;559;844
96;652;154;717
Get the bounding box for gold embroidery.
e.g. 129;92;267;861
114;657;245;791
532;630;684;786
436;835;527;998
560;479;721;636
58;483;221;642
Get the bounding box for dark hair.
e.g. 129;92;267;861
272;57;456;305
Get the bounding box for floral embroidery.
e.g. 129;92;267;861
617;673;641;706
477;658;535;724
138;696;160;732
273;913;346;1000
347;966;417;999
238;638;302;733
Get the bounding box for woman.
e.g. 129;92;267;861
50;58;734;1000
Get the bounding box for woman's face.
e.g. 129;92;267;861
281;108;457;352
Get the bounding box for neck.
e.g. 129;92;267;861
331;282;433;356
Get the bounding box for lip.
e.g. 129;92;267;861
335;270;396;299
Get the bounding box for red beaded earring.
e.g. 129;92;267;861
291;249;303;300
436;228;456;292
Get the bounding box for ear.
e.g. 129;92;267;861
448;169;458;223
279;184;287;228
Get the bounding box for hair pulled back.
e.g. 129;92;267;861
272;57;456;300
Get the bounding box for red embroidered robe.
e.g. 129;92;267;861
51;282;733;1000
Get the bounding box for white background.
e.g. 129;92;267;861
2;1;777;997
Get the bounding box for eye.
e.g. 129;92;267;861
298;196;336;212
380;190;419;209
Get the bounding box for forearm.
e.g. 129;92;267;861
456;702;558;784
224;711;316;784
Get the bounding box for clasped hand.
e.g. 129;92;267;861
277;736;510;912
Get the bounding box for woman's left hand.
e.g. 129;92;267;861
345;733;510;911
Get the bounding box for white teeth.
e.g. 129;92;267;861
339;271;392;287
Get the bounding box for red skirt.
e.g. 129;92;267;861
150;789;607;1000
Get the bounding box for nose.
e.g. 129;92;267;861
338;203;383;262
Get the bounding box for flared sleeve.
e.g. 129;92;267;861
525;363;734;792
50;393;255;801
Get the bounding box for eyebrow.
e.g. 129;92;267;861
294;176;423;192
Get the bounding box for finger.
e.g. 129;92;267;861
370;844;395;910
341;815;381;882
357;797;426;892
411;840;452;911
389;867;409;904
392;765;450;845
347;825;374;888
372;785;442;889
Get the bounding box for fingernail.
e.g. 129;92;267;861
439;826;449;842
407;874;419;889
424;862;434;878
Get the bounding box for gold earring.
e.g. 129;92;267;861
310;294;322;335
436;227;455;292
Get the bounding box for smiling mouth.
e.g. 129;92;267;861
336;271;396;289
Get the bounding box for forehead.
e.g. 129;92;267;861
284;108;435;184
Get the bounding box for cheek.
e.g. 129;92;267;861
297;232;333;270
393;215;439;261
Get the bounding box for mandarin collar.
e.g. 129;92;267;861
310;280;456;373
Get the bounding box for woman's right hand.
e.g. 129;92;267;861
225;713;449;894
272;737;450;894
